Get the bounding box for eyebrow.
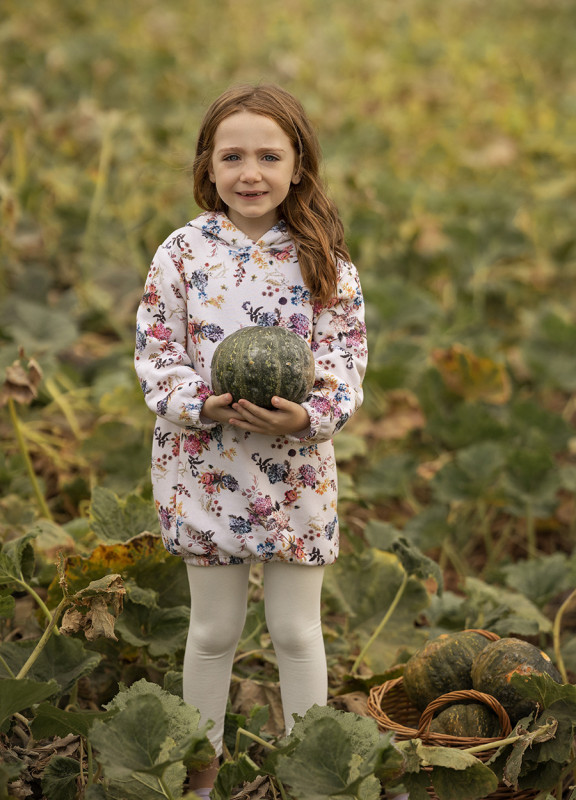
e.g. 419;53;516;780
216;146;287;155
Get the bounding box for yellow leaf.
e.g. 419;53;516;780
431;344;511;404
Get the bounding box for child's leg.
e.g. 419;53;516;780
263;562;327;734
183;563;251;760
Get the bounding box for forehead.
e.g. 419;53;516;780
213;110;293;147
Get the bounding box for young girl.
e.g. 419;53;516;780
135;84;367;795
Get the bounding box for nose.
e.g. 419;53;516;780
240;159;261;183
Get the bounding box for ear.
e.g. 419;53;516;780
208;169;216;183
292;171;302;185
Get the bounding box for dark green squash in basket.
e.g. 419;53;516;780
429;702;501;738
403;631;493;712
471;637;562;724
211;326;315;409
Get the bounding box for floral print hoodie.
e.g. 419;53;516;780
135;212;367;566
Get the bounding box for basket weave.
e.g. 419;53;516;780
367;630;567;799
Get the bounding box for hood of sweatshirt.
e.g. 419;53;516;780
186;211;294;256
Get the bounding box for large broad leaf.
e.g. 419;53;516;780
522;311;576;392
431;441;507;504
463;577;554;636
114;601;189;656
41;757;80;800
431;343;511;405
0;635;101;694
4;298;79;355
0;532;37;586
357;453;418;501
90;688;213;800
31;703;116;739
89;694;183;799
212;754;261;800
0;678;59;727
397;740;498;800
104;679;201;740
503;447;561;514
52;533;189;609
502;554;572;609
323;548;429;669
275;716;379;800
90;486;160;543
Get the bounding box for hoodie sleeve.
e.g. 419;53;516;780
295;261;367;444
134;238;217;430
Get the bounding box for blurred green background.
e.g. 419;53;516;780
1;0;576;531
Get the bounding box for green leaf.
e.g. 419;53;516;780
289;704;381;760
0;678;59;727
363;520;404;551
90;486;160;543
509;672;576;713
0;757;25;797
431;441;507;504
0;634;101;694
503;447;561;510
463;577;553;636
89;694;169;778
431;763;498;800
358;453;418;501
397;740;498;800
323;548;429;669
0;532;37;586
31;703;116;739
503;555;571;608
391;537;443;593
41;756;80;800
275;717;355;798
0;594;15;619
91;688;213;800
114;601;189;656
212;754;260;800
104;679;202;745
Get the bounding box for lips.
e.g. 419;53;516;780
238;191;267;197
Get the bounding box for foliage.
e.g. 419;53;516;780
1;0;576;796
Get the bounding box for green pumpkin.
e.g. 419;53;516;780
429;702;501;738
211;326;315;409
403;631;492;711
471;638;562;724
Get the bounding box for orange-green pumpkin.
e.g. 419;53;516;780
403;631;492;711
471;638;562;724
429;702;501;738
211;326;315;410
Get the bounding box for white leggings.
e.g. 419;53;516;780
183;562;327;755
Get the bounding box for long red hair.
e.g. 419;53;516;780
192;84;349;305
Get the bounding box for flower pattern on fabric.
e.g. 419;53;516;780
134;211;367;566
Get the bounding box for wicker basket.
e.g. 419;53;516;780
367;630;568;799
368;677;567;800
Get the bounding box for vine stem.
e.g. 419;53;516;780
351;571;409;675
16;597;69;680
8;398;53;520
462;720;557;756
234;727;277;760
553;587;576;685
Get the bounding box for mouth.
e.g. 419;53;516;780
237;191;267;197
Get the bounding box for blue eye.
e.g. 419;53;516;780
263;154;279;162
223;154;240;161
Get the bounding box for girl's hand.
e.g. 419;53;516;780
201;393;236;424
229;396;310;436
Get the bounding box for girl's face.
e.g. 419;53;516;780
209;110;301;240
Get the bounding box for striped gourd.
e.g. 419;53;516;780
211;326;315;409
